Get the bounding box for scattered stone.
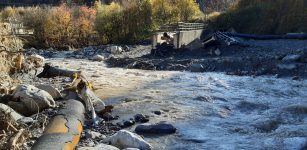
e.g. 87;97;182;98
117;120;135;128
10;84;56;115
190;63;204;72
35;84;62;99
282;54;301;62
92;55;105;61
85;130;102;139
106;130;152;150
122;148;140;150
102;112;118;120
0;103;23;121
78;143;120;150
135;122;176;134
153;111;161;115
134;114;149;123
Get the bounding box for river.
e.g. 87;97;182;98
49;58;307;150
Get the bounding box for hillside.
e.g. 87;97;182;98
210;0;307;34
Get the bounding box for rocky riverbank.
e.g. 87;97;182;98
105;39;307;79
1;39;307;149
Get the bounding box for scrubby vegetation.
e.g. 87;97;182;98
0;0;203;48
209;0;307;34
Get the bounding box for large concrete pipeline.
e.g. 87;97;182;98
32;99;85;150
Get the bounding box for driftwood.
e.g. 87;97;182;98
37;63;112;124
37;63;81;78
223;32;307;40
9;129;25;150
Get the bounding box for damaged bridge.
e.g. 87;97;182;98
152;22;207;49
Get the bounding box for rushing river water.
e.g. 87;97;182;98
50;58;307;150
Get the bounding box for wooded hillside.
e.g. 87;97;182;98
210;0;307;34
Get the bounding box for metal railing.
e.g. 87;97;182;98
158;22;207;32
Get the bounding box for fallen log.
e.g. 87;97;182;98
32;99;85;150
37;63;81;78
37;64;112;124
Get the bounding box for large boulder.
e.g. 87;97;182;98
0;103;23;121
135;122;177;135
78;143;120;150
9;84;56;115
35;84;62;99
106;130;152;150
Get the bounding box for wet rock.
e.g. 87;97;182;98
106;130;152;150
117;120;135;128
153;111;161;115
85;130;102;139
134;114;149;123
102;112;118;120
92;55;105;61
123;148;140;150
277;63;297;70
282;54;301;62
35;84;62;99
282;105;307;115
189;63;204;72
0;103;23;121
254;119;280;133
78;143;120;150
237;100;269;113
292;76;300;80
135;122;177;134
10;84;56;115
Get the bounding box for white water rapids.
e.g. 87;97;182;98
49;58;307;150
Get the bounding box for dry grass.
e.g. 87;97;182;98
0;110;29;150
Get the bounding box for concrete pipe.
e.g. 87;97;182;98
32;99;85;150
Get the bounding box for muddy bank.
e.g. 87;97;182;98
106;39;307;78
